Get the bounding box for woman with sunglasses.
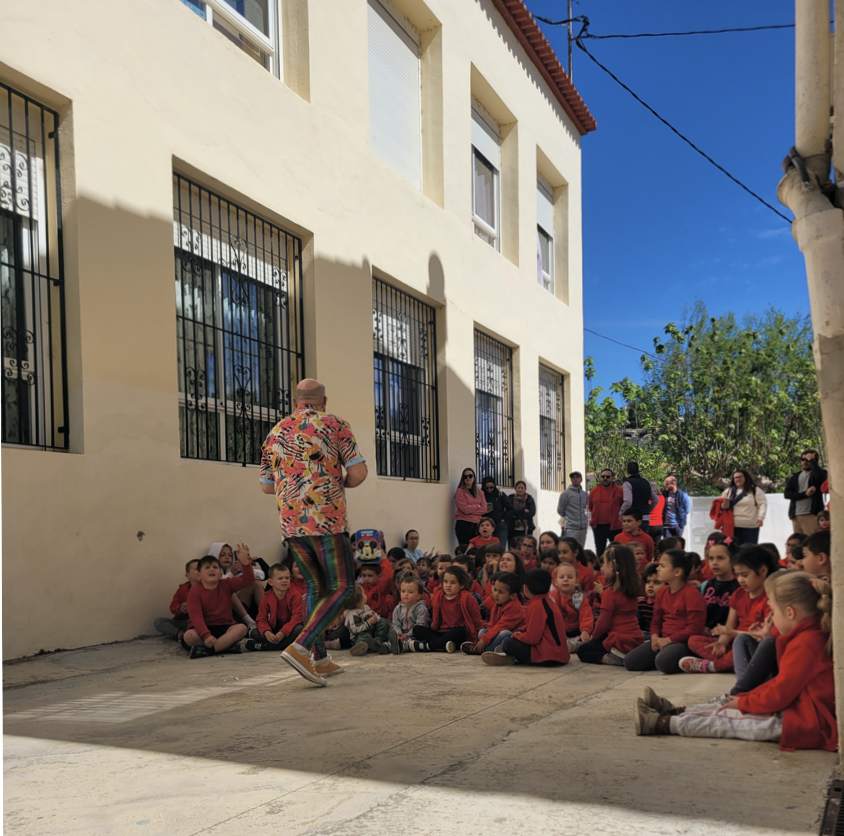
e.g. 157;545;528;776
719;470;768;546
454;469;489;546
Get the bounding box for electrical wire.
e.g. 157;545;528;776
584;327;658;359
587;23;797;39
571;25;792;223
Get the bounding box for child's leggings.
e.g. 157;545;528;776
730;635;778;696
286;533;355;660
353;620;390;645
686;635;735;671
623;641;691;673
478;628;511;651
412;625;466;650
250;626;302;651
670;703;782;742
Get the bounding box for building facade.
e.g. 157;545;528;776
0;0;594;659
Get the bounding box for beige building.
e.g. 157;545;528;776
0;0;594;659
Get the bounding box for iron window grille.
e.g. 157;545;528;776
474;330;514;488
372;278;439;481
173;174;304;466
539;365;566;491
1;82;69;450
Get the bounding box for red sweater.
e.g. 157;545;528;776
550;591;595;635
738;618;836;751
431;588;483;642
469;535;499;549
187;563;254;640
289;577;307;600
360;560;394;619
650;583;706;644
483;597;526;645
256;588;304;637
731;587;770;631
576;563;596;594
588;484;623;528
592;588;644;654
615;530;654;566
170;581;191;618
512;594;570;664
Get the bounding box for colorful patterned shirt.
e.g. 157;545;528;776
260;407;365;538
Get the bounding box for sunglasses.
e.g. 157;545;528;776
801;457;812;462
462;474;474;480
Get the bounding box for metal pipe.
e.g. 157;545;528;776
795;0;832;169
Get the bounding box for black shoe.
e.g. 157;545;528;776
189;645;210;659
248;627;262;642
387;629;400;655
225;642;243;654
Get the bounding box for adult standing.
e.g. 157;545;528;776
557;471;589;545
588;469;623;556
260;379;367;686
648;485;665;543
508;480;536;544
481;475;513;547
720;470;767;545
454;468;488;545
784;449;828;534
662;476;691;538
619;461;658;533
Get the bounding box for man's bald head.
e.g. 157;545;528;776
294;379;327;409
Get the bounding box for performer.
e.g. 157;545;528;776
260;379;367;685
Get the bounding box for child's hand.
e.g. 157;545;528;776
707;641;727;658
594;582;604;595
651;636;671;651
475;640;486;652
711;624;727;637
719;696;741;712
236;543;251;562
398;633;407;641
273;631;285;643
580;631;591;643
179;602;189;615
204;635;217;648
264;631;275;643
368;613;378;625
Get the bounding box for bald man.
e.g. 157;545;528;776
260;379;367;685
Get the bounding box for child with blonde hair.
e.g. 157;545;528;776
636;572;836;751
550;561;594;652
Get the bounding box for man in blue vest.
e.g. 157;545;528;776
619;461;658;534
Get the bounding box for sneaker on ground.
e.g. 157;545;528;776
315;656;344;676
248;627;262;643
226;641;243;654
324;639;341;651
409;641;429;652
189;645;210;659
603;652;625;666
566;638;581;653
445;641;457;653
708;692;730;707
280;645;328;686
610;647;627;659
642;685;683;715
481;651;515;666
679;656;713;673
245;640;259;652
349;641;369;657
387;629;400;655
376;640;391;655
460;642;477;655
634;697;662;736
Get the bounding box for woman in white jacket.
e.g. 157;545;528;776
720;470;767;545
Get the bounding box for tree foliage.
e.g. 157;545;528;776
585;304;823;494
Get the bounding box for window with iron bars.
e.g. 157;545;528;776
173;174;304;466
1;82;69;450
372;279;439;481
474;330;514;488
539;364;566;491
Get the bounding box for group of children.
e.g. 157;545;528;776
154;511;836;752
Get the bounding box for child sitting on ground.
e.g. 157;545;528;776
345;583;399;656
358;557;395;620
686;552;704;588
518;535;539;570
576;545;644;667
615;510;655;567
539;549;561;574
453;555;484;596
470;517;500;549
154;559;201;641
628;542;647;575
247;563;304;652
412;566;483;653
392;575;430;651
478;544;504;596
699;539;739;634
461;571;525;655
558;537;596;594
635;571;836;752
681;545;778;673
623;550;705;674
802;530;831;577
817;509;830;532
482;569;570;667
183;545;254;658
787;544;803;570
416;556;432;582
636;563;663;636
386;547;405;572
550;562;594;652
427;554;453;594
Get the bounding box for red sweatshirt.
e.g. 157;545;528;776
550;591;595;636
576;563;596;594
731;587;770;631
483;597;526;645
170;581;191;618
592;588;644;654
289;577;307;601
738;618;836;751
615;530;654;566
588;483;623;528
360;559;394;619
256;588;304;637
431;588;483;642
650;583;706;644
512;593;570;664
469;535;499;549
187;562;254;640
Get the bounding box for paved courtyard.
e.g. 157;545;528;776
3;638;836;835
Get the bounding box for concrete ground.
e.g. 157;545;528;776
2;638;836;836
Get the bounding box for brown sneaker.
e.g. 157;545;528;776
349;641;370;657
643;686;684;715
481;651;515;666
280;645;327;686
315;656;344;676
634;697;672;736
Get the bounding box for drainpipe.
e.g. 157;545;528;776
778;0;844;764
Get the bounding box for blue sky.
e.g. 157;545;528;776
530;0;807;396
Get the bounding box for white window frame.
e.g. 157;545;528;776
472;148;500;251
182;0;281;78
471;100;501;252
537;175;554;293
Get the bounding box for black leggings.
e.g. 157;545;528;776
577;638;613;665
730;636;778;696
454;520;478;546
623;641;690;674
326;624;352;649
412;625;467;651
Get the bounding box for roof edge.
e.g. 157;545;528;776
489;0;597;136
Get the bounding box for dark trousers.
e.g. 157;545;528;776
577;638;612;665
623;641;690;674
250;632;299;651
648;526;665;543
593;524;622;556
733;526;760;545
502;636;534;664
664;525;684;538
454;520;478;546
326;624;352;649
730;636;778;695
640;520;650;534
412;624;467;651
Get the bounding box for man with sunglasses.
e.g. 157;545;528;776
588;469;623;556
784;450;828;535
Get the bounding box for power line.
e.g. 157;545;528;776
584;327;658;359
570;24;792;224
587;23;797;40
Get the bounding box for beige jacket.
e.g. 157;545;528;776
720;487;768;529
